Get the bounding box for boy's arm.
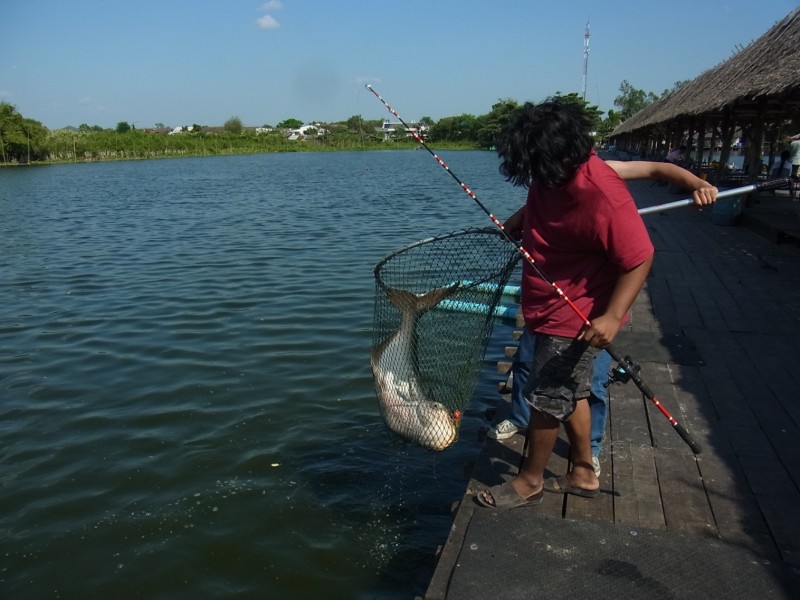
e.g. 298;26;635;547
579;254;654;349
606;160;717;207
504;205;526;240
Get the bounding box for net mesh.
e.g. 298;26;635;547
371;228;520;451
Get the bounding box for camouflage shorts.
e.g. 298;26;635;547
523;334;599;422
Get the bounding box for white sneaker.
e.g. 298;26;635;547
592;455;601;477
488;419;521;440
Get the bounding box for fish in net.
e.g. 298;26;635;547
371;228;520;451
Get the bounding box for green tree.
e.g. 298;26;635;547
474;99;519;148
429;114;477;143
614;80;658;121
552;92;603;127
597;109;622;139
277;118;303;129
345;115;364;133
224;116;243;134
0;102;49;163
116;121;131;134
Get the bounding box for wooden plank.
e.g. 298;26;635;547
695;442;780;560
466;435;525;492
740;332;800;428
609;439;638;526
645;264;682;331
737;455;800;565
656;448;714;535
683;328;754;425
564;457;614;523
608;383;654;449
632;445;667;530
612;441;666;530
719;416;781;458
665;362;714;454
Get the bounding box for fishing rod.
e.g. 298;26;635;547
366;83;702;454
638;178;791;215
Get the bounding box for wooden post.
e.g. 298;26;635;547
718;110;735;177
695;119;706;170
746;99;766;183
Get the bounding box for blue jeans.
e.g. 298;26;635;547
502;330;612;458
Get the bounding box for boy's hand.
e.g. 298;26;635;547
504;206;525;241
579;313;621;349
693;185;718;208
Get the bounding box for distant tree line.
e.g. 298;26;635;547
0;81;670;165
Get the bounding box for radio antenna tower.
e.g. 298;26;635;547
582;20;590;101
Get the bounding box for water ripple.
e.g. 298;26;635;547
0;151;516;599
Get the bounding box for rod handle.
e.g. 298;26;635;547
674;422;703;454
755;177;792;192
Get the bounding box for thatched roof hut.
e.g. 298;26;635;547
610;7;800;179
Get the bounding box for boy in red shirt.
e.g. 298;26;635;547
478;99;654;508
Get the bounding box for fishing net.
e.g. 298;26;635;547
371;228;520;451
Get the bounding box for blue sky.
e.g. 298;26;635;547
2;1;797;130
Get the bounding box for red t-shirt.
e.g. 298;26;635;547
521;152;654;337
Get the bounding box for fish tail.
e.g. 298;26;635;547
386;283;459;317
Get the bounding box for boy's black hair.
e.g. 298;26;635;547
496;98;594;189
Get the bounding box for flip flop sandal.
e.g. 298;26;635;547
475;481;544;509
543;475;600;498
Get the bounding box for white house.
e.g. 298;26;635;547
286;123;327;140
377;120;428;141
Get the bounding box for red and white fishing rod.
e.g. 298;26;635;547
366;83;702;454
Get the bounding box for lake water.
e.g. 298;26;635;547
0;150;523;599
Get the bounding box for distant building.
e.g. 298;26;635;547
285;123;327;141
167;125;202;135
377;120;428;141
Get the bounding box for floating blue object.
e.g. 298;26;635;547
453;280;521;297
437;299;518;319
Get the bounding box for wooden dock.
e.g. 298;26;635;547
423;182;800;599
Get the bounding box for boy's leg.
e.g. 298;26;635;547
515;335;597;494
478;408;556;505
488;329;533;439
512;409;559;496
480;334;598;504
589;350;612;458
563;398;599;491
509;330;534;426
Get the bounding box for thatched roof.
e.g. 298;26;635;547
612;8;800;136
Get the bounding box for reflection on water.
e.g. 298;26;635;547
0;151;520;599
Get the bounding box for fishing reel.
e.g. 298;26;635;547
605;354;640;387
